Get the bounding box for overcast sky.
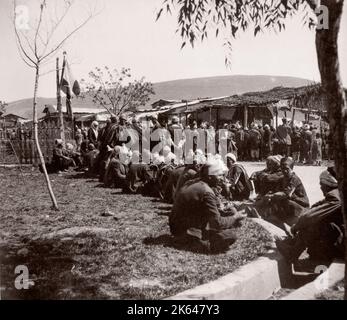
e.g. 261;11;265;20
0;0;346;102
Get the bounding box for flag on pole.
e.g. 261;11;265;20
61;56;80;119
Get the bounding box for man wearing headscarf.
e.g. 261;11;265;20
88;121;99;147
225;153;253;201
75;128;83;152
169;160;246;253
276;167;344;263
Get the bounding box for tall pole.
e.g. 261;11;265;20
243;105;248;128
56;57;65;144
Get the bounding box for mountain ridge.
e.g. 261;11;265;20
4;75;313;119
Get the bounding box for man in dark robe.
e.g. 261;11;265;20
276;168;344;263
170;160;246;253
225;153;253;201
261;157;309;228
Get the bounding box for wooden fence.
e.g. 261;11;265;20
0;125;75;165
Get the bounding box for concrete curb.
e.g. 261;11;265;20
281;261;345;300
168;250;287;300
167;220;290;300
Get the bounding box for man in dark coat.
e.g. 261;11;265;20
276;118;292;156
248;124;262;161
225;153;253;201
87;121;99;147
52;139;75;172
262;124;273;159
262;157;309;228
169;160;246;253
276;168;344;263
103;146;129;189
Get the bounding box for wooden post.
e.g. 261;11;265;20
57;57;65;145
291;108;296;128
243;105;248;127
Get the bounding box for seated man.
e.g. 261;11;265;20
257;157;309;228
84;143;99;175
169;160;246;253
160;164;187;203
103;146;129;189
52;139;75;172
276;168;344;263
126;151;156;193
66;143;83;168
225;153;253;201
251;155;283;196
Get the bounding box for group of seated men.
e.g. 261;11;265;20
94;142;344;259
49;135;344;261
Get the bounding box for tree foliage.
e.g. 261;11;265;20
80;66;155;115
0;100;7;116
157;0;318;66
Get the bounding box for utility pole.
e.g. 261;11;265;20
56;57;65;144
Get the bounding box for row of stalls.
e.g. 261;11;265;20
38;85;329;131
159;85;328;129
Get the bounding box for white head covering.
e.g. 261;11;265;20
225;153;237;163
66;143;74;151
205;159;227;176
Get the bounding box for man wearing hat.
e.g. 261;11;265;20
169;160;246;253
276;168;344;263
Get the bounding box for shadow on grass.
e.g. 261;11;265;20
0;237;104;300
143;234;210;254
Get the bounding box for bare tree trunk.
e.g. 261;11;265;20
316;0;347;299
33;64;59;210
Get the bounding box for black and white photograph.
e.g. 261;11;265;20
0;0;346;305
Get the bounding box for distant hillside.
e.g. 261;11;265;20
5;75;313;119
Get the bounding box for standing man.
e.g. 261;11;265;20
88;121;99;147
262;124;273;158
276;118;292;156
248;124;262;161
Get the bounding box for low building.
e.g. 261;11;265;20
41;104;107;127
0;113;29;129
162;85;327;129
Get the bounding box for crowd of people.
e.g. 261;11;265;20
48;114;343;263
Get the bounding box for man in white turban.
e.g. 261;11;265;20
170;159;246;253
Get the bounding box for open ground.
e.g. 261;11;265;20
0;162;326;299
